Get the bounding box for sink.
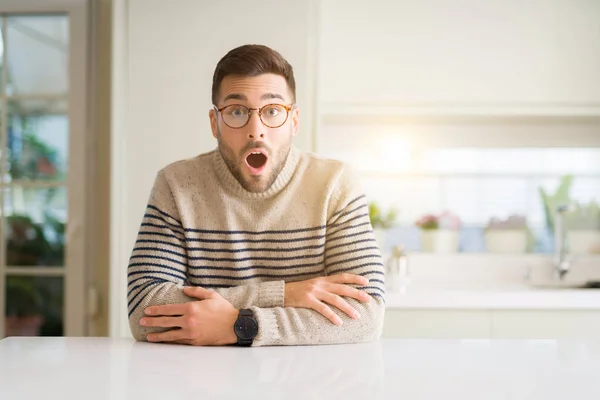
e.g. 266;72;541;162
529;281;600;290
524;260;600;290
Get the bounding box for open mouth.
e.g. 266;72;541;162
245;149;268;174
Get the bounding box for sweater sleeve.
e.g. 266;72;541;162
127;171;285;341
249;166;386;346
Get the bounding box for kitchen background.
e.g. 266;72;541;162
0;0;599;339
314;0;600;257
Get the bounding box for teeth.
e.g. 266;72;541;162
251;152;261;155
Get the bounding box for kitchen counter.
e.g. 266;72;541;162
382;253;600;310
1;337;599;399
385;285;600;310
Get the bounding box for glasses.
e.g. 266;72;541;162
214;103;295;129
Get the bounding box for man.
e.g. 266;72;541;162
127;44;385;346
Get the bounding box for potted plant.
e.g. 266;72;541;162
415;211;461;253
5;277;45;337
6;214;54;265
539;175;600;254
539;174;573;234
564;201;600;255
3;211;65;337
368;202;398;252
484;215;530;254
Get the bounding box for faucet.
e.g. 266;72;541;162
553;204;573;280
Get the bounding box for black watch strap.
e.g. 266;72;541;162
239;309;253;318
234;308;258;346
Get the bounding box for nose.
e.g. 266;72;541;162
247;110;265;140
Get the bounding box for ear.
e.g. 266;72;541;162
209;108;218;139
291;106;300;137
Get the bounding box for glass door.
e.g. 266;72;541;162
0;1;88;337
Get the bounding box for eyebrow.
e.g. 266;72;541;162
222;93;286;102
261;93;285;101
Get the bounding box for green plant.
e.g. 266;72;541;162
565;201;600;230
6;211;65;266
539;175;574;233
9;112;64;181
6;276;64;336
5;277;43;317
368;202;398;229
6;214;52;265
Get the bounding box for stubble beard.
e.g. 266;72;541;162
216;127;292;193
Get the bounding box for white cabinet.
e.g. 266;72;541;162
491;311;600;339
318;0;600;111
383;310;492;339
384;310;600;339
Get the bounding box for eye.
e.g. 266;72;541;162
263;105;281;117
226;105;247;118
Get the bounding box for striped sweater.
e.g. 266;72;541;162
127;146;386;346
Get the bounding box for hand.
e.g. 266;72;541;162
284;273;371;325
140;286;238;346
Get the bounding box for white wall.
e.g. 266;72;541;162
111;0;318;336
127;0;317;204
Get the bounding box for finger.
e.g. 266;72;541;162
312;300;343;326
326;273;369;286
183;286;214;300
321;292;360;320
145;303;187;316
147;329;187;343
328;283;371;303
140;316;182;328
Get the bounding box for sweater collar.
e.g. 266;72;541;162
212;146;301;199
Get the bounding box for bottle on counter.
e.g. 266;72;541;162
385;245;410;293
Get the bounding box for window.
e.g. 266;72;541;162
0;1;88;338
317;119;600;255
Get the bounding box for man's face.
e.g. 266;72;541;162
209;73;299;193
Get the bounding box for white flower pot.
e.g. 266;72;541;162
421;229;459;253
484;229;528;254
567;230;600;254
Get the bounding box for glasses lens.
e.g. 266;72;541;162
222;105;249;128
260;105;288;128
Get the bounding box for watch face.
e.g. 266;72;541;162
235;316;258;340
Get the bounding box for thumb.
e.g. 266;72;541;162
183;286;214;300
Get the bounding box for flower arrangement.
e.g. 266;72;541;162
415;211;461;230
415;214;438;230
416;211;461;253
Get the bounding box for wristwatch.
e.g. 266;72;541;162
234;309;258;346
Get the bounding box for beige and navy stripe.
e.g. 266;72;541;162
127;195;385;316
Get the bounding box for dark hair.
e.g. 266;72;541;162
212;44;296;105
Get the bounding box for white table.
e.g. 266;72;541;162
1;337;599;399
